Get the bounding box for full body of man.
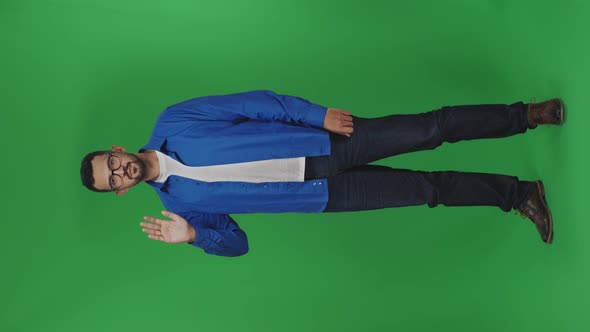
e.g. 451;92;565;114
80;90;564;257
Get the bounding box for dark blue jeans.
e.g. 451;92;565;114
304;102;535;212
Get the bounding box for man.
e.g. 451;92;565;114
80;90;564;257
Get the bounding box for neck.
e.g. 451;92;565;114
136;150;160;182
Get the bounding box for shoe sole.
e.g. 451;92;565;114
557;98;565;125
536;180;554;244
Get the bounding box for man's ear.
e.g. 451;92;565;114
114;188;129;196
111;145;127;153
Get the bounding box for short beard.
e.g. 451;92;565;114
125;154;147;183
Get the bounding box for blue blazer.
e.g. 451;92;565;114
141;90;331;257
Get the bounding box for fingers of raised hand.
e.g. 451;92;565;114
143;215;165;225
142;227;161;236
161;210;179;221
148;234;164;241
140;221;160;230
140;221;163;238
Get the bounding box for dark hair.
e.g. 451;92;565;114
80;151;110;192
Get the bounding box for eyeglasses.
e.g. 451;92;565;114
107;153;124;191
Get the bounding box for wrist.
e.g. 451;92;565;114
186;225;197;243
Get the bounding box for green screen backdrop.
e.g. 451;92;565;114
2;0;589;331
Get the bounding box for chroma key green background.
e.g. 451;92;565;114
1;0;588;331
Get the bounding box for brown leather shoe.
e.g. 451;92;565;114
527;98;565;128
515;181;553;244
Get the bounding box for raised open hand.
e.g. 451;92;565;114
140;211;196;244
323;108;354;137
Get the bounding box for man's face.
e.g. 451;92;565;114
91;151;147;193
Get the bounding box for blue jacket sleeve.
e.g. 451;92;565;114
164;90;328;128
181;211;249;257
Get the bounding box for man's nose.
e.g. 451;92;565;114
114;166;125;176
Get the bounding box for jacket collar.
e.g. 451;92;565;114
141;136;172;193
141;135;166;153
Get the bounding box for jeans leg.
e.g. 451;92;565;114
322;165;535;212
307;102;531;176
